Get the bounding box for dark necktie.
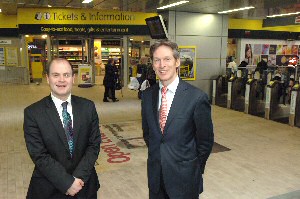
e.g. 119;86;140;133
62;102;74;157
160;86;168;133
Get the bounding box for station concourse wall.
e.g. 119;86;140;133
164;11;228;98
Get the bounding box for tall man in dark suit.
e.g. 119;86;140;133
142;40;214;199
24;58;101;198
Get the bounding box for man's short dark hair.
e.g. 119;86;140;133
46;58;74;75
150;40;180;60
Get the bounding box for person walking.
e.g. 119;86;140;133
141;40;214;199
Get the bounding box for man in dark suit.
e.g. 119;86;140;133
142;40;214;199
24;58;101;198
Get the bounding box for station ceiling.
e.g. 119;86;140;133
0;0;300;20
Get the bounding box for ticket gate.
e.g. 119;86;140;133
212;75;229;108
289;83;300;127
228;69;247;111
244;79;265;116
244;71;270;117
265;81;290;123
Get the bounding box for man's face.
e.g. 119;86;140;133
152;45;180;87
46;60;75;101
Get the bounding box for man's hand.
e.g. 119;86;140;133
65;178;84;196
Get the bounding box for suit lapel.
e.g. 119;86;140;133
152;84;161;133
45;96;70;151
71;96;81;150
164;80;188;134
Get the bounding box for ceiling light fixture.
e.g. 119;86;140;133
82;0;93;3
0;9;2;13
157;1;189;10
48;5;52;7
218;6;255;14
267;12;300;18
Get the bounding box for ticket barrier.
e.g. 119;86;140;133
289;83;300;127
227;69;247;111
244;71;269;117
265;80;290;123
244;78;264;116
212;75;229;108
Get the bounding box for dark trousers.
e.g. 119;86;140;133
149;171;170;199
104;85;116;99
149;170;200;199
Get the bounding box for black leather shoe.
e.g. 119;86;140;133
112;98;119;102
103;98;109;102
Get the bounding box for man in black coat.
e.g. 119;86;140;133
103;58;119;102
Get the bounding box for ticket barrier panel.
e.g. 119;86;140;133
245;79;260;115
228;69;247;111
227;76;236;109
265;81;290;122
289;84;300;127
213;75;228;108
245;72;267;117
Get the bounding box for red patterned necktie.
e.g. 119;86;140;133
160;86;168;133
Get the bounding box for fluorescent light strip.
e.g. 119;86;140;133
82;0;93;3
267;12;300;18
157;1;189;10
218;6;255;14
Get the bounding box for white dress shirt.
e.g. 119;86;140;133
158;76;179;119
51;93;73;127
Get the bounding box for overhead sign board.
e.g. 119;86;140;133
17;8;157;35
0;40;12;44
18;8;157;25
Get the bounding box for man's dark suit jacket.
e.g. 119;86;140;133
24;95;101;199
142;79;214;199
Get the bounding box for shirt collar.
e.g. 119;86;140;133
51;93;72;107
159;76;179;94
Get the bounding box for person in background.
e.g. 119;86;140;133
129;58;138;78
255;59;268;75
142;40;214;199
137;56;149;84
227;56;237;76
23;58;101;198
103;58;119;102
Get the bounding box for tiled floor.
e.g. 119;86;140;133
0;76;300;199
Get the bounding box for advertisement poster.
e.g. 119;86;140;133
243;43;299;66
262;44;270;54
276;55;293;66
276;45;287;55
178;46;196;80
78;64;92;85
269;45;277;54
245;44;253;64
253;44;261;55
292;45;298;55
5;47;18;66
